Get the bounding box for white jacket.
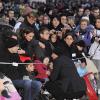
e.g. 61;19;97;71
89;41;100;60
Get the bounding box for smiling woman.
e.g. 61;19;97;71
19;27;36;57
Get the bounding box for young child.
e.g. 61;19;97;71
23;60;42;100
34;57;50;83
23;60;37;80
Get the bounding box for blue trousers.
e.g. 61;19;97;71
13;80;42;100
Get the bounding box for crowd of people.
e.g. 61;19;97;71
0;0;100;100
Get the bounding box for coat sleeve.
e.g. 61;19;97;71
88;42;96;56
35;64;46;74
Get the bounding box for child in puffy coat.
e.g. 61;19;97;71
34;57;51;83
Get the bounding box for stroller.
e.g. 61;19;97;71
83;72;98;100
75;61;98;100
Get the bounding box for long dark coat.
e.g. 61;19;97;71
0;43;26;80
45;55;87;99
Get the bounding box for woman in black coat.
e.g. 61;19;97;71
19;27;42;59
45;49;87;100
63;33;86;64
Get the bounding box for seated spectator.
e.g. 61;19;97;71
23;59;42;99
34;57;50;83
49;15;61;32
20;6;40;39
89;7;100;26
41;14;50;29
50;33;58;48
75;7;84;25
75;18;94;49
23;59;36;80
19;27;35;57
84;7;91;17
60;13;71;33
67;16;76;32
19;27;45;58
89;16;100;93
34;27;53;59
7;9;16;26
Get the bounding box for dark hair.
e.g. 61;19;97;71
7;9;14;15
2;30;17;42
20;27;34;39
96;16;100;20
63;32;75;40
60;13;67;18
84;7;91;11
78;6;84;12
92;7;99;11
39;27;49;34
51;15;60;22
75;40;86;48
24;60;33;67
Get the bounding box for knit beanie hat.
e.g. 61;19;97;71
5;37;19;48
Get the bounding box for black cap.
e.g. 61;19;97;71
5;37;18;48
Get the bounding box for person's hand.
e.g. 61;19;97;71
39;42;45;49
46;71;51;76
92;29;96;37
95;37;100;42
18;49;25;54
61;28;66;34
49;30;55;35
0;80;5;92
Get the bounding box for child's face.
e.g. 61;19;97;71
26;63;34;72
43;57;49;66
